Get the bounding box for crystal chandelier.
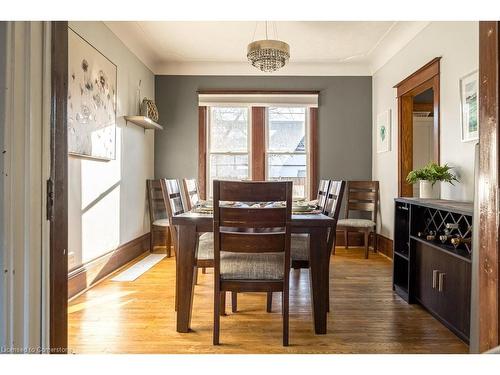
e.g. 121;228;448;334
247;22;290;73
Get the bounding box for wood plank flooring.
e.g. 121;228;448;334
68;247;468;354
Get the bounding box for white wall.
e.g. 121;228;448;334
372;21;479;239
68;22;154;269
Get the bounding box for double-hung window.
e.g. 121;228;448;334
266;107;308;199
207;106;250;197
200;92;318;200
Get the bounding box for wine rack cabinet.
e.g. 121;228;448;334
393;198;472;343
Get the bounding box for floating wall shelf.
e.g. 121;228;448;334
124;116;163;131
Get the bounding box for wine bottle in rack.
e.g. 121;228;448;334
450;236;472;248
445;223;459;230
439;234;453;244
426;231;436;241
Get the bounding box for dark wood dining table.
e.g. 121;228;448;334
171;211;335;335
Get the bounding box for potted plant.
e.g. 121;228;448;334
406;162;459;199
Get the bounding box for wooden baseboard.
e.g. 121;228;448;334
335;230;393;259
68;233;150;299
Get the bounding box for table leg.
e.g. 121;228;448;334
308;227;329;334
176;224;197;333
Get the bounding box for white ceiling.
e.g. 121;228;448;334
105;21;430;75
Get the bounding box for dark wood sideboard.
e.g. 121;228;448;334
393;198;472;343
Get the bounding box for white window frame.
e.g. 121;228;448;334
206;105;252;197
265;106;310;199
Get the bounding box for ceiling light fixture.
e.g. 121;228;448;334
247;21;290;73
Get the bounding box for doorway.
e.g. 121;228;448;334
394;58;441;197
412;88;435;196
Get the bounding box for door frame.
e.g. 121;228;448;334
394;57;441;197
478;21;500;352
49;21;68;353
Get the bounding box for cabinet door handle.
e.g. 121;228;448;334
438;272;446;292
432;270;439;289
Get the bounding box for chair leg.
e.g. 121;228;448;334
202;267;207;274
213;290;220;345
344;230;349;249
266;292;273;313
364;230;369;259
166;227;172;258
231;292;238;313
373;232;378;253
282;290;289;346
220;291;226;316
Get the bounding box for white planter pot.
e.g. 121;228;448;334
419;180;439;199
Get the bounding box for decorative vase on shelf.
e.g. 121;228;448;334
419;180;438;199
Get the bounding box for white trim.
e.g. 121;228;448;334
199;94;318;108
369;21;431;74
154;61;371;76
0;21;49;353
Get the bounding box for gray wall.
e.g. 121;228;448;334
154;75;372;188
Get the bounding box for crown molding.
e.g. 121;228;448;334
369;21;431;74
153;61;371;76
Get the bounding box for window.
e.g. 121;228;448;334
266;107;308;198
199;92;318;200
207;107;250;197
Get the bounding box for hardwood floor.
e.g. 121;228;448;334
68;247;468;354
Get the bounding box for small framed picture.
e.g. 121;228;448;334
460;70;479;142
377;109;391;153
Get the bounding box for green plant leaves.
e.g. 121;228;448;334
406;162;459;186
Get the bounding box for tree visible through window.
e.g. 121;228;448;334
266;107;308;198
207;107;250;197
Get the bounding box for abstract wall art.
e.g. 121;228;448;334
68;28;117;160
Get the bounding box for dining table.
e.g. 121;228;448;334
171;211;336;335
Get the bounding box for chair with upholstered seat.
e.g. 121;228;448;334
160;178;236;313
147;179;172;257
212;180;293;346
268;180;345;312
336;180;379;259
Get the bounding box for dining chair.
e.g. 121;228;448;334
182;178;200;211
336;180;379;259
268;180;345;312
181;178;208;274
212;180;293;346
316;179;331;211
160;178;237;312
146;179;172;257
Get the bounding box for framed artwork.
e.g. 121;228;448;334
460;70;479;142
68;28;117;160
376;109;391;153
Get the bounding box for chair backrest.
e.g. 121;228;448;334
182;178;200;211
213;180;293;280
323;180;346;220
160;179;186;250
344;180;379;223
146;179;167;223
316;179;331;211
